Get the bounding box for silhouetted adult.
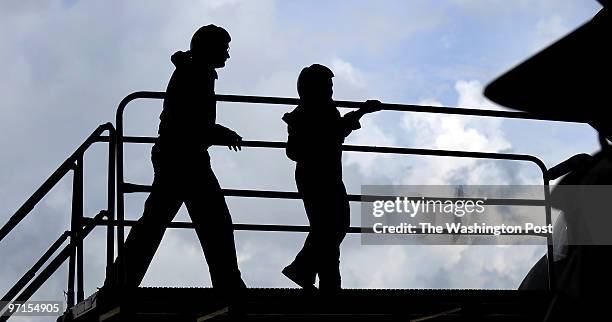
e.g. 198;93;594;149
281;64;381;291
105;25;246;294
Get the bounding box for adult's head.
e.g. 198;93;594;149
297;64;334;103
190;24;231;68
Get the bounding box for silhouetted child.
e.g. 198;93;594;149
282;64;381;291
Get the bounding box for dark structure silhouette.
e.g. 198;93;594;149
281;64;381;291
105;25;246;293
485;2;610;320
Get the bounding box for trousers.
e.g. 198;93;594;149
108;146;245;291
289;164;350;290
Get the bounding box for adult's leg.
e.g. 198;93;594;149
184;166;245;291
109;176;183;288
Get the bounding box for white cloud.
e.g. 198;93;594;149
450;0;597;19
206;0;244;10
532;14;570;50
455;80;502;110
345;116;400;180
345;79;512;185
343;242;545;289
331;57;367;89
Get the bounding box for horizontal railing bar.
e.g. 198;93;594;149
102;136;546;173
217;94;585;123
119;91;585;123
121;183;546;207
82;217;547;237
0;123;114;245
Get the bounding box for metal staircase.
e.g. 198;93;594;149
1;92;584;321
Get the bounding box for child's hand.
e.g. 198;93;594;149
360;100;382;114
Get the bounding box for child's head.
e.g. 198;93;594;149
297;64;334;103
190;25;231;68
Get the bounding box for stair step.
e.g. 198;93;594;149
60;287;552;322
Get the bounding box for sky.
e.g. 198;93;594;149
0;0;604;320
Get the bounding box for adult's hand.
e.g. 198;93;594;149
225;130;242;151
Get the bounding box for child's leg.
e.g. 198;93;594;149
283;166;320;287
289;232;317;283
317;183;350;291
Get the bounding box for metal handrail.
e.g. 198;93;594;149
83;217;550;238
122;183;548;206
115;91;586;292
0;89;584;316
0;124;115;318
216;93;586;123
111;136;548;173
0;123;115;243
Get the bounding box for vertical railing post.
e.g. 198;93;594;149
543;177;556;291
114;92;164;286
66;231;75;308
106;128;116;273
116;100;126;287
74;156;84;303
66;162;78;308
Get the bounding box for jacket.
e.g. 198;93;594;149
156;51;234;155
282;102;361;175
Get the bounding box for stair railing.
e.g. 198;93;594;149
0;123;115;321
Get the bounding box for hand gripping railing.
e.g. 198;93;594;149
114;91;586;293
0;123;115;321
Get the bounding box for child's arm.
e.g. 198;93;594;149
340;100;382;137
